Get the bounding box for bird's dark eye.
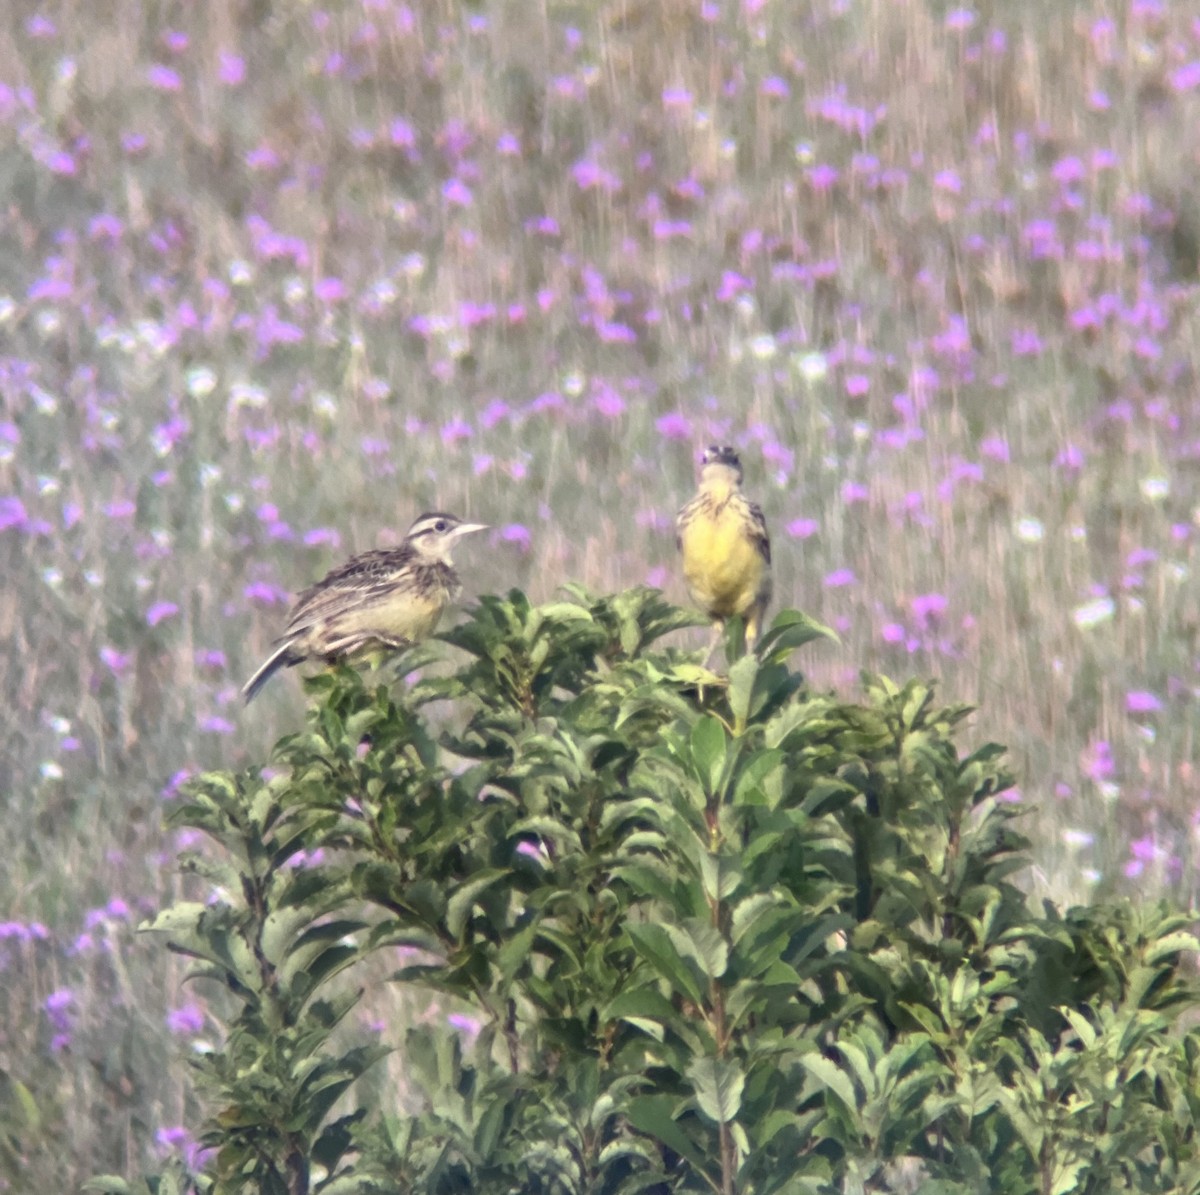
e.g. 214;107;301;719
434;519;447;532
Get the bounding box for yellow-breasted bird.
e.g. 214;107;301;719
676;445;772;664
242;511;487;702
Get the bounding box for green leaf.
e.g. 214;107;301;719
0;1069;41;1132
311;1111;363;1175
318;1176;385;1194
496;922;540;981
756;609;840;660
445;869;510;939
626;1095;712;1174
688;1056;745;1124
474;1092;509;1159
1049;1159;1088;1195
1060;1006;1097;1049
603;986;680;1024
669;919;728;981
535;600;594;622
139;902;210;936
800;1054;859;1112
690;715;728;795
730;893;784;944
730;894;800;976
627;922;706;1006
1144;931;1200;965
698;849;742;904
732;748;786;808
287;944;359;995
727;654;759;728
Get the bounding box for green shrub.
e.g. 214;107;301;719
93;589;1200;1194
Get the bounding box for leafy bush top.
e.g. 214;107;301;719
98;589;1200;1195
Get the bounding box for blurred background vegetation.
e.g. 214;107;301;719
3;0;1200;1185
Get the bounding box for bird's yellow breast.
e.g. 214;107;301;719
319;574;456;655
360;587;448;641
680;505;766;618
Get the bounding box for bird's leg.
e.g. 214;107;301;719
701;620;724;669
744;613;760;655
358;645;392;682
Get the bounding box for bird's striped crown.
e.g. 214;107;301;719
405;511;488;559
699;444;744;485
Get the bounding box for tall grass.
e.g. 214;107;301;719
2;0;1199;1185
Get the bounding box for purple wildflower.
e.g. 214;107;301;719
1055;444;1085;470
528;391;564;414
1081;739;1114;783
1126;690;1162;714
105;498;137;519
314;277;345;303
440;417;472;444
1012;328;1043;356
447;1012;482;1038
807;164;840;191
592;380;625;418
786;518;819;539
572;159;621;193
655;412;691;440
155;1126;212;1170
443;178;473;207
478;399;512;429
912;593;948;624
1171;61;1200;93
1125;836;1160;879
0;496;27;531
717;271;752;301
218;52;245;85
99;643;133;671
501;524;532;552
390;117;417;151
145;601;179;627
244;581;289;606
166;1003;206;1036
146;65;182;92
45;988;75;1047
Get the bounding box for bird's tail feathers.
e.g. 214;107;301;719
242;640;298;703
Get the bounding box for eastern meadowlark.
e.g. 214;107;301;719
242;511;487;702
676;445;772;664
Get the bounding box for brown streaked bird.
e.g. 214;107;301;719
676;445;772;665
242;511;487;702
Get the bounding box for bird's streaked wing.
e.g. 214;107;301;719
746;499;771;564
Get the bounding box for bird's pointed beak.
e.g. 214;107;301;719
452;521;488;538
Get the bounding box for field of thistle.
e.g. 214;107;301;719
3;0;1200;1185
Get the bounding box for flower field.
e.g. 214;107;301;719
2;0;1200;1184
